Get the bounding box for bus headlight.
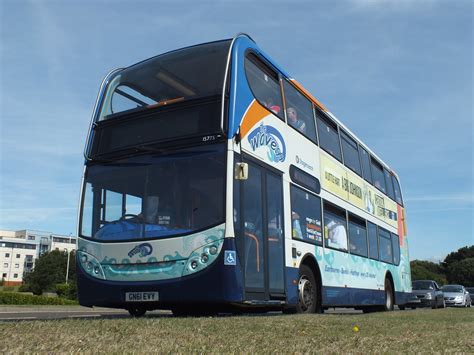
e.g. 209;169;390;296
77;250;106;280
182;239;223;276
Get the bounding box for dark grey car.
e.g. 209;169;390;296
466;287;474;306
411;280;445;309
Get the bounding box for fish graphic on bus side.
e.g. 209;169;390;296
247;123;286;163
128;243;153;258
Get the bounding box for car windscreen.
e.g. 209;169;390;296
412;281;434;290
441;286;463;293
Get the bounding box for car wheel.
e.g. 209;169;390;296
410;306;416;310
442;299;446;308
431;299;437;309
383;278;394;311
296;265;317;314
398;305;406;310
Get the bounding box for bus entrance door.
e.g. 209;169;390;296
240;159;285;301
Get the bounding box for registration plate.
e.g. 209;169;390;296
125;291;159;302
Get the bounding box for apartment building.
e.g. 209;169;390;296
0;229;77;286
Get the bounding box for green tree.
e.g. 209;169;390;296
445;258;474;287
442;246;474;270
410;260;447;286
23;250;76;295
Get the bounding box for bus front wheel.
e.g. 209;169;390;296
296;265;317;314
128;307;147;317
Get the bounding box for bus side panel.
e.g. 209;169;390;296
77;238;244;308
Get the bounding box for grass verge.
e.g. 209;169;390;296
1;308;473;352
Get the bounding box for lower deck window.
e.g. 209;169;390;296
290;185;322;245
323;203;347;251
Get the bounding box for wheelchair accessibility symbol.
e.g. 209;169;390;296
224;250;236;265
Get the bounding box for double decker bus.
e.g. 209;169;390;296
77;34;411;316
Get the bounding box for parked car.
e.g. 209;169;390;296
442;285;472;307
466;287;474;306
410;280;445;309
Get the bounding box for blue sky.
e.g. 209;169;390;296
0;0;472;261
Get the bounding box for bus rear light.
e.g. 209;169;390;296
209;246;218;255
201;254;209;263
190;260;199;270
81;254;88;263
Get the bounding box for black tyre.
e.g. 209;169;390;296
431;299;437;309
383;278;394;311
410;306;416;310
398;305;406;310
128;307;147;317
296;265;317;314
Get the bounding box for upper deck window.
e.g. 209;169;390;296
384;168;395;201
392;175;403;205
316;111;342;161
341;131;362;176
359;147;372;183
282;80;317;142
99;40;231;121
371;157;386;193
245;53;285;121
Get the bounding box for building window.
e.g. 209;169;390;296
13;273;18;278
5;253;9;258
16;254;20;258
290;185;323;245
28;235;36;240
3;263;7;268
15;264;19;268
2;273;6;278
323;202;348;251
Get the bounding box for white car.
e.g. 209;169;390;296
442;285;472;307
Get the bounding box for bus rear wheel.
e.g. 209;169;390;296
296;265;317;314
383;278;394;311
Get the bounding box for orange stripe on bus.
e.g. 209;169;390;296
290;79;328;112
397;204;405;246
240;100;270;138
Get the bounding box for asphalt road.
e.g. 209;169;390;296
0;306;421;321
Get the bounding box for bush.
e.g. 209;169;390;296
1;286;17;292
18;284;31;292
55;283;77;300
0;291;78;305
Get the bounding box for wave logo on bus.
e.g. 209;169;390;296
128;243;153;258
247;123;286;163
